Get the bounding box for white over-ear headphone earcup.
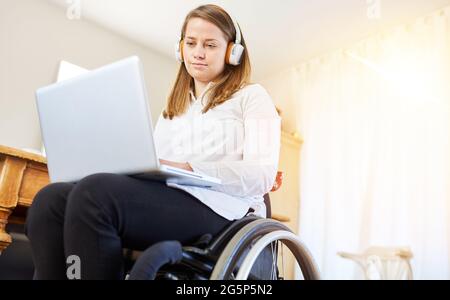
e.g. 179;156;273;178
174;40;184;63
227;43;245;66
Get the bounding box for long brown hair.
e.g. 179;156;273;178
163;4;251;119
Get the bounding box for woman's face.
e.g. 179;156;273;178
183;18;229;84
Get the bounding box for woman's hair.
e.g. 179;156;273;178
163;4;251;119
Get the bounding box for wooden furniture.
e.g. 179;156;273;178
269;131;303;279
338;247;414;280
0;145;49;254
270;131;303;232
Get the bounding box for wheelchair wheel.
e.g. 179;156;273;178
210;219;320;280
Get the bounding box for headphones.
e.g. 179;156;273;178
175;17;245;66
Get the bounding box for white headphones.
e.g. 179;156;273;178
175;16;245;66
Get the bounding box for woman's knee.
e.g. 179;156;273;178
25;182;73;232
66;173;123;215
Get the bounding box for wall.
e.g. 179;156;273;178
0;0;177;150
259;67;297;135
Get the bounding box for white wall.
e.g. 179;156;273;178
0;0;177;150
259;68;297;134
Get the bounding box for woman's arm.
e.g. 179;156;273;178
159;159;193;172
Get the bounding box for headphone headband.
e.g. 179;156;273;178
231;17;242;45
178;14;242;45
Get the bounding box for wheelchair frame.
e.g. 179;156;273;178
127;173;320;280
145;216;320;280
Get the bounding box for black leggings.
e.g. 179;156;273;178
24;173;232;280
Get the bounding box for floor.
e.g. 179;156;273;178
0;224;35;280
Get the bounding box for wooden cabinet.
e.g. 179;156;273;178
0;145;49;253
270;131;303;279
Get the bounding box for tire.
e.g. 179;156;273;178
210;219;320;280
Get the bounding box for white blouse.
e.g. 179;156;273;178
153;83;281;220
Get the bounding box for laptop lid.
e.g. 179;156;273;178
36;56;159;183
40;60;90;157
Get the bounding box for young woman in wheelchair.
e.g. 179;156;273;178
25;4;281;280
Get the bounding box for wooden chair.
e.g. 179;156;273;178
338;246;414;280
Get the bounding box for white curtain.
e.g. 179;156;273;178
295;6;450;279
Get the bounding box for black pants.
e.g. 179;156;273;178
24;173;231;280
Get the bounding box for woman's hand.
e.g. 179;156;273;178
159;159;193;172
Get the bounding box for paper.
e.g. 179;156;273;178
56;60;89;83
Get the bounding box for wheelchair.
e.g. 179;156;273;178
124;173;320;280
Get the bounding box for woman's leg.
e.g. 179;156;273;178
63;173;231;280
25;182;75;280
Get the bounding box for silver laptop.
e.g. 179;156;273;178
35;56;221;187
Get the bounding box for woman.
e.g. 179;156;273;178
25;4;280;280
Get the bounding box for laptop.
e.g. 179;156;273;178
35;56;221;188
